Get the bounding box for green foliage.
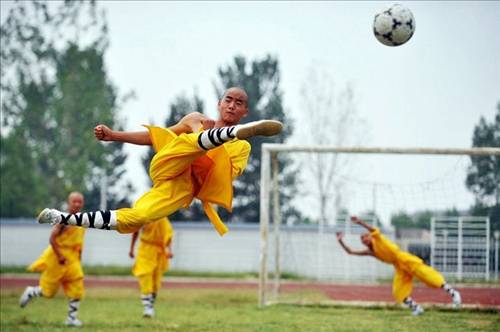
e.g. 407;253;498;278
466;103;500;230
391;210;453;230
0;128;48;217
0;0;132;215
215;55;300;223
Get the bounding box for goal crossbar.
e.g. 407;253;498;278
261;144;500;155
258;144;500;307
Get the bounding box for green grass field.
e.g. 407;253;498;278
1;288;499;332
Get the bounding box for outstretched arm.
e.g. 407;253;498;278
336;232;373;256
165;238;173;259
168;112;216;135
50;224;67;264
95;124;152;145
350;216;376;232
129;231;139;258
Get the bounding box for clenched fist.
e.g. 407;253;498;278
94;124;114;141
201;118;216;130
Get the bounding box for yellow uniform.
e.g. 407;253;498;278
133;219;174;294
28;227;85;299
117;126;250;235
370;228;445;302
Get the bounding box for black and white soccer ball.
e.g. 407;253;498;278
373;4;415;46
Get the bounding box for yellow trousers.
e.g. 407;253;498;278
39;261;84;299
392;262;445;302
133;242;169;294
117;133;204;233
138;265;165;295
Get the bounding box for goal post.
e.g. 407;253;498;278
259;144;500;307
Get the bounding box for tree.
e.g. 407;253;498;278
1;1;132;215
141;92;205;221
391;211;415;229
391;209;461;232
299;65;364;227
466;103;500;230
214;55;300;223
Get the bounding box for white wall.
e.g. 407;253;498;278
0;219;393;281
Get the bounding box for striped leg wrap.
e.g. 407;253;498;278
59;210;117;230
67;299;80;320
141;294;154;310
403;297;422;312
442;283;457;297
197;126;237;150
28;286;42;298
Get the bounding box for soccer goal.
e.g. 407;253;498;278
258;144;500;307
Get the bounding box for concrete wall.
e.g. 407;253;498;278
0;219;393;281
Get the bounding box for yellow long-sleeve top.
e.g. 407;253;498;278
28;226;85;272
145;125;251;236
370;228;423;273
133;219;174;277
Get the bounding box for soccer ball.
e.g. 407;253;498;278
373;4;415;46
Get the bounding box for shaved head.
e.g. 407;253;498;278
67;192;84;214
217;87;249;126
68;192;83;201
222;87;248;105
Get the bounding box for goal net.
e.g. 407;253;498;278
258;144;500;307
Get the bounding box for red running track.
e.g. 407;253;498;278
1;276;499;307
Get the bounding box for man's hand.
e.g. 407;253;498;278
350;216;362;225
166;251;174;259
94;124;114;141
128;250;135;259
336;232;344;241
58;255;66;265
201;118;216;130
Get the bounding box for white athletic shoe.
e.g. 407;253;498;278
143;307;155;318
64;317;83;327
235;120;283;140
412;306;424;316
452;291;462;308
19;286;35;308
37;208;62;225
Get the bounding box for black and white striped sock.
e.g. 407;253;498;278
59;211;117;230
141;294;154;310
197;126;238;150
28;286;43;299
442;283;458;297
67;299;80;320
403;297;421;311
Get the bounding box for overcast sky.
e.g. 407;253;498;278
2;1;499;223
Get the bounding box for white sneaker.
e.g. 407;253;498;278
19;286;35;308
64;317;83;327
37;208;62;225
452;291;462;308
143;307;155;318
412;306;424;316
235;120;283;140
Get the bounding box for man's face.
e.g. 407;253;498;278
218;88;248;125
67;194;84;214
361;233;372;247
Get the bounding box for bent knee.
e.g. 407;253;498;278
41;288;57;298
